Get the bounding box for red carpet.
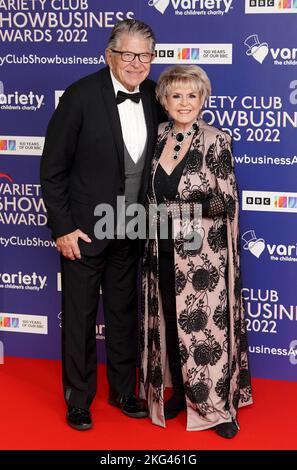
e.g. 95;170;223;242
0;357;296;450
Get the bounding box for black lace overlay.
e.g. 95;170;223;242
179;340;190;366
208;223;227;253
140;121;252;430
178;307;208;334
205;135;233;180
175;264;187;295
215;364;230;401
184;149;203;175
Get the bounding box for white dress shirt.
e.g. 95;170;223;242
110;70;147;163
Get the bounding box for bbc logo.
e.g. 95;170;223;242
155;50;174;58
249;0;274;6
246;197;271;205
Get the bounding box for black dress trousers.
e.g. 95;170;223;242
61;238;139;409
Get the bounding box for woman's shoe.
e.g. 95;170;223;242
164;394;186;420
215;421;238;439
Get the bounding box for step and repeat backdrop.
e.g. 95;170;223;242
0;0;297;380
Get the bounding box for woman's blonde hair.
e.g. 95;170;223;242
156;65;211;110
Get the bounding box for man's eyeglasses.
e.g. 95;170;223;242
110;49;155;63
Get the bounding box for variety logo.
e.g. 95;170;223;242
242;229;297;262
154;43;232;64
244;34;269;64
246;0;297;13
0;271;47;292
244;34;297;66
149;0;233;15
0;136;44;156
242;230;266;258
0;313;48;334
149;0;170;13
0;89;45;111
242;191;297;213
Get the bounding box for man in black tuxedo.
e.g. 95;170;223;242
40;19;163;430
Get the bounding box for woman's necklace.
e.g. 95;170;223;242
171;119;198;160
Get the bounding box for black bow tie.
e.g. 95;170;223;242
116;90;142;105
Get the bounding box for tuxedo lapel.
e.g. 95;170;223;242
100;68;125;178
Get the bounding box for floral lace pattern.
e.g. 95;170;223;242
139;119;252;431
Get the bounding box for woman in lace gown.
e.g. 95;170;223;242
139;65;252;438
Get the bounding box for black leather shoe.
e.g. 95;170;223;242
164;394;186;420
108;393;148;418
66;407;92;431
215;421;238;439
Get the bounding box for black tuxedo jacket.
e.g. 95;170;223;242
40;66;163;255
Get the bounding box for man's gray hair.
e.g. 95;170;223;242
107;19;156;53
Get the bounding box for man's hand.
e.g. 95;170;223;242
56;229;92;260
